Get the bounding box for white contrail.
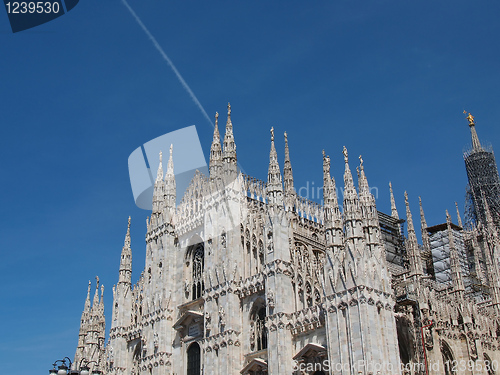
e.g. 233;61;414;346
121;0;214;127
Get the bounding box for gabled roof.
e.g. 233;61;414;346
293;343;327;361
173;310;203;330
240;358;268;374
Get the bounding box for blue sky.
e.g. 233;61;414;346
1;1;500;373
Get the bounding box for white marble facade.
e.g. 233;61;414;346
74;105;500;375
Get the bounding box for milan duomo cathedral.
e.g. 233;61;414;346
73;106;500;375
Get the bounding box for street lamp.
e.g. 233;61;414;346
49;357;101;375
49;357;79;375
79;358;102;375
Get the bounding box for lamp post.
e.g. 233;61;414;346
49;357;101;375
49;357;79;375
79;358;102;375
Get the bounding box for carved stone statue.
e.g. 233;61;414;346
219;306;226;328
205;311;211;332
267;290;275;309
267;231;274;253
153;332;159;348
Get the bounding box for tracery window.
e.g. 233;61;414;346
291;242;325;310
192;244;204;300
250;304;267;352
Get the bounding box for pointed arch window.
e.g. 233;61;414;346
250;303;267;352
192;244;204;300
187;342;201;375
441;340;455;375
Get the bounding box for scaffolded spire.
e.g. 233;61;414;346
266;127;283;207
389;182;399;220
222;103;238;181
470;227;486;286
283;131;296;210
405;192;423;276
464;111;483;152
446;210;465;294
209;112;223;180
481;197;500;313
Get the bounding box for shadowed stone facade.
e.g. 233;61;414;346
74;106;500;375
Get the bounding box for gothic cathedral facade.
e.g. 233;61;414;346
74;105;500;375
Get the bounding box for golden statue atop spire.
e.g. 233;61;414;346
464;110;475;126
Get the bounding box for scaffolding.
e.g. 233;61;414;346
427;223;473;292
463;122;500;230
378;210;406;268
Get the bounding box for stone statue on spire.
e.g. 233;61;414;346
343;146;348;163
270;127;274;142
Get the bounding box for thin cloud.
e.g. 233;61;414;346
121;0;214;128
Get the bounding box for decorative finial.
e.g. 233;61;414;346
159;151;162;163
284;131;287;142
169;144;173;157
127;216;131;230
389;182;399;220
322;149;325;158
464;110;475;126
215;111;219;123
270;127;274;142
359;155;363;168
455;201;463;228
343;146;348;163
96;276;100;288
227;102;231;116
404;190;409;203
